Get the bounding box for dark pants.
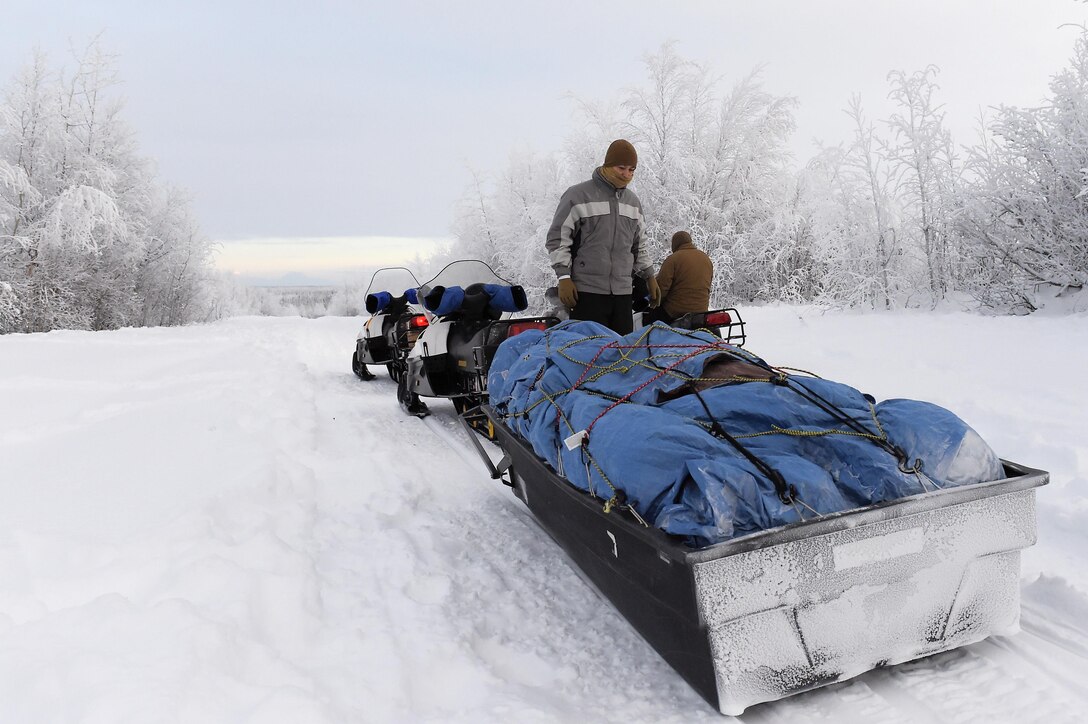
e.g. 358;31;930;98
571;292;633;335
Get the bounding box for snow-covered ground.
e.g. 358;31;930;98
0;308;1085;723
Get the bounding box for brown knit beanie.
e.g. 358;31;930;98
671;230;692;251
603;139;637;167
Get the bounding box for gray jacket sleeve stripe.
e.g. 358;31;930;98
547;200;611;271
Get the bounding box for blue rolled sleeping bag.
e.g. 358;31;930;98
487;321;1004;546
365;291;392;314
423;283;528;316
423;285;465;316
480;283;528;312
366;288;418;314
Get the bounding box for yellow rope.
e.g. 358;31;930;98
733;424;884;441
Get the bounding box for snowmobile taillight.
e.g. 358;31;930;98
409;315;429;329
506;321;550;337
704;311;732;326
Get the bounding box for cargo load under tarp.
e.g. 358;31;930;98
487;320;1004;545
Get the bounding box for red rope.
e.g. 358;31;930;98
584;344;716;433
557;337;617;428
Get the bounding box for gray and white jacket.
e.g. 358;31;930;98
546;168;655;295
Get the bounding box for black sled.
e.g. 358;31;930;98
469;405;1047;715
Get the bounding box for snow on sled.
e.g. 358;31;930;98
469;320;1048;715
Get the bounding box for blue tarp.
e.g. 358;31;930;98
487;320;1004;545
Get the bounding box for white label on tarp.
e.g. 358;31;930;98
564;430;588;450
833;527;925;571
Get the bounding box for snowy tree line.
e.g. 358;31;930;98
451;37;1088;314
0;40;217;333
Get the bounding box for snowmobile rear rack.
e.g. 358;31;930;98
477;404;1047;715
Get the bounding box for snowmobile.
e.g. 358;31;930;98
351;267;428;382
398;260;560;419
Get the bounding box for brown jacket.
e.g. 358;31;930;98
657;239;713;318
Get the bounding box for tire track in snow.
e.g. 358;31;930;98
786;611;1088;723
750;627;1087;723
979;629;1088;704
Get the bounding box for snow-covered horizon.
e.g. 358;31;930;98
1;308;1085;722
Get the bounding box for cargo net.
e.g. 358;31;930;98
497;323;944;531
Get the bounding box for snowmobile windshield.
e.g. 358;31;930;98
363;267;421;298
417;260;511;298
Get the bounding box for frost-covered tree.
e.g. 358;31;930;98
845;96;904;308
0;40;215;333
131;185;214;326
0;281;18;330
884;66;963;302
452;151;569;309
615;46;798;304
798;97;913;309
959;30;1088;312
0;52;59;331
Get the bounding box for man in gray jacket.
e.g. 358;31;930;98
546;139;660;334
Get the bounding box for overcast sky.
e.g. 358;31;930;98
2;0;1085;282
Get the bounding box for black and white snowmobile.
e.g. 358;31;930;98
352;267;427;382
399;260;560;420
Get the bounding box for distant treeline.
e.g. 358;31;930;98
203;283;373;319
267;287;338;317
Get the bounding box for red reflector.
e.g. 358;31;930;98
704;311;731;325
507;321;549;337
410;315;429;328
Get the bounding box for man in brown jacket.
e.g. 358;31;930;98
646;230;713;324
